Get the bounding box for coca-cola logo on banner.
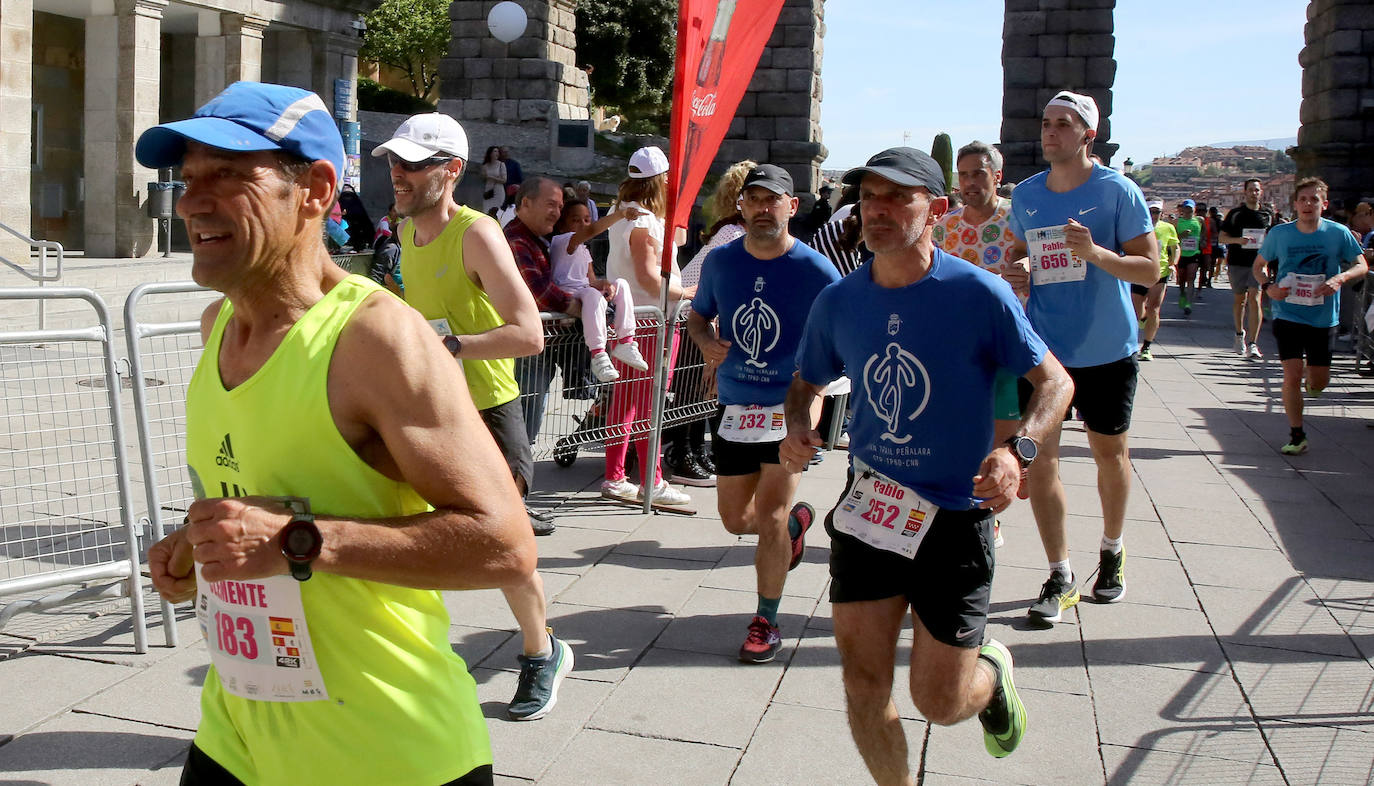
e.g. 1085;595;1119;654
692;92;717;118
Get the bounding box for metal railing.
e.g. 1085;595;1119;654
0;219;66;330
0;287;148;651
123;281;217;648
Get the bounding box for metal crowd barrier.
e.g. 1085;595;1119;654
1354;271;1374;376
518;304;716;478
123;281;217;648
0;288;149;651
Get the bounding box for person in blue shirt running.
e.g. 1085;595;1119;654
780;147;1073;776
1002;91;1159;625
688;164;840;664
1252;177;1367;455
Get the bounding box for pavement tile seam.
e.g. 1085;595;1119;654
66;706;199;734
577;724;746;751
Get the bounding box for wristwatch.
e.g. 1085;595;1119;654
442;334;463;356
280;509;322;582
1004;435;1038;469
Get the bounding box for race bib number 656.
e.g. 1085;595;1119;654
1026;225;1087;286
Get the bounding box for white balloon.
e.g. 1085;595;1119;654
487;2;528;44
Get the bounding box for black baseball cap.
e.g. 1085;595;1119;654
741;164;794;195
841;147;946;197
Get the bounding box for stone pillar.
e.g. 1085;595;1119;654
1000;0;1117;184
1289;0;1374;208
315;32;360;123
0;0;34;260
439;0;589;125
719;0;826;201
84;0;164;258
194;12;266;106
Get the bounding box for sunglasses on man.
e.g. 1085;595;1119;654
387;153;454;172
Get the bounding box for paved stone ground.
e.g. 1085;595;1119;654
1;261;1372;785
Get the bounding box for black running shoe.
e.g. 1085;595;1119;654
1092;548;1126;603
1027;573;1079;624
669;451;716;487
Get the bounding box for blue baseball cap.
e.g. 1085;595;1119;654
136;81;345;186
1179;199;1196;209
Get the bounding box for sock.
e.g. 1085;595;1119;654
756;595;781;627
527;631;553;660
1290;427;1306;443
1101;535;1123;555
591;347;606;355
1141;340;1151;351
1049;560;1072;583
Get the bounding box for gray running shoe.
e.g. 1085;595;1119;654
508;629;574;721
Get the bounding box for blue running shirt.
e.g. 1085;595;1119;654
796;251;1046;509
1008;165;1153;368
1260;218;1363;328
692;237;841;406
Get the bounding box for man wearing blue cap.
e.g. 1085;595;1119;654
139;81;533;786
1175;199;1205;315
780;146;1073;776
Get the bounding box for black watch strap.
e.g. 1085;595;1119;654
278;498;321;582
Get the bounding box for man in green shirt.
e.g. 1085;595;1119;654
1175;199;1205;316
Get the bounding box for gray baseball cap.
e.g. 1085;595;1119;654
841;147;946;197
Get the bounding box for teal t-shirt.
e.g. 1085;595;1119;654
1259;218;1362;328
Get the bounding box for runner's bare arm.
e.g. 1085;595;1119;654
1066;222;1159;287
1002;235;1030;297
1318;253;1368;297
1252;254;1278;292
1016;353;1074;449
687;309;730;365
780;374;827;470
173;292;536;592
454;217;545;359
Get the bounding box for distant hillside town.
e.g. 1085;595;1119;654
1126;145;1297;214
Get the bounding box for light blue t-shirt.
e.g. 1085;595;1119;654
796;251;1047;510
692;236;841;406
1008;164;1153;368
1260;218;1363;328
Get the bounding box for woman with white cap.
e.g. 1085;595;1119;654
600;146;696;508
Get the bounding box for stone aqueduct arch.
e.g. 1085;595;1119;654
441;0;1374;208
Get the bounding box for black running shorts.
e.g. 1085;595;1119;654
1019;354;1138;436
710;404;784;476
825;470;995;649
480;397;534;494
1272;318;1334;366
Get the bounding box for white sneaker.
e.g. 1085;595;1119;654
1233;334;1245;356
590;351;619;382
835;431;850;450
1247;343;1263;360
638;479;692;507
610;340;650;372
600;478;639;502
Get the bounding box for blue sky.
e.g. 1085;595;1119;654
818;0;1307;171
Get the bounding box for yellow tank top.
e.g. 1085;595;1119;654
401;207;519;410
185;275;490;786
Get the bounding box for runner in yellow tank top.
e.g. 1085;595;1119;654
138;82;536;786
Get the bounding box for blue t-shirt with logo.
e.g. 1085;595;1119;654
1008;164;1153;368
1260;218;1363;328
692;236;841;406
796;251;1046;509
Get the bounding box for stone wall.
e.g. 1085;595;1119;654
439;0;589;125
1289;0;1374;206
1000;0;1118;184
718;0;826;201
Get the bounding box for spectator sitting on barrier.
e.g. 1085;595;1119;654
549;200;650;383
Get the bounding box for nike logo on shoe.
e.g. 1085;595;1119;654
1078;207;1098;215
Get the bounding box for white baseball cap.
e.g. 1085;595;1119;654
1044;90;1099;132
1147;199;1164;210
372;113;469;163
629;146;669;179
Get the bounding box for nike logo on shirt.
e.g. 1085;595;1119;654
1079;207;1098;216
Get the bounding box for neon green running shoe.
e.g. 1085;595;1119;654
978;639;1027;758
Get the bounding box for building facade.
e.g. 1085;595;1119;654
4;0;366;258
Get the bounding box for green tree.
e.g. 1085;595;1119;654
360;0;451;101
575;0;676;130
